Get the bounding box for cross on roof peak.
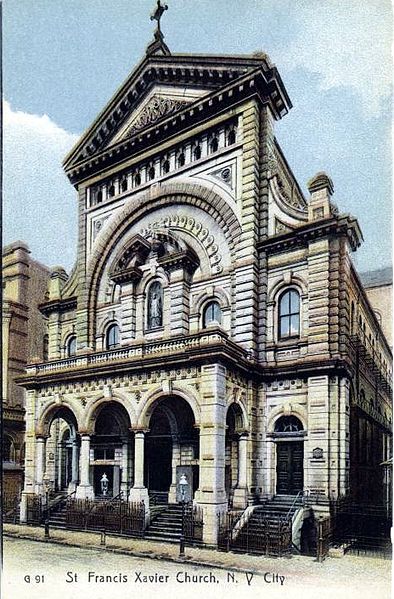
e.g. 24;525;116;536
150;0;168;34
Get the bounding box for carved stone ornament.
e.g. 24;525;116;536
312;447;324;459
125;95;190;138
274;217;294;235
93;215;110;241
141;215;223;274
210;165;234;189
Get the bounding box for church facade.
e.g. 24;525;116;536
18;16;392;545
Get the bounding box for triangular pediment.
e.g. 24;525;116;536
108;85;206;147
63;52;278;175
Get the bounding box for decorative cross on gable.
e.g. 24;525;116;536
150;0;168;33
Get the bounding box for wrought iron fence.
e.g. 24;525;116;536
26;494;43;524
316;516;331;562
184;503;203;542
66;498;145;537
330;498;392;558
2;493;21;523
218;510;292;556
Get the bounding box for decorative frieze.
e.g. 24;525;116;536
87;119;238;209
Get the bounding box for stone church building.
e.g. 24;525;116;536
17;9;392;546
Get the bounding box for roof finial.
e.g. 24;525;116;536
146;0;171;57
150;1;168;34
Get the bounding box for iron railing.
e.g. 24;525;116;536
218;510;292;556
66;497;145;536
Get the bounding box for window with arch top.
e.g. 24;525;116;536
106;323;120;350
66;335;77;357
278;289;300;339
203;300;222;327
274;415;303;433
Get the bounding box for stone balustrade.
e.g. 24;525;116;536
25;331;228;375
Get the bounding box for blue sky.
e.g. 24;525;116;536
3;0;392;273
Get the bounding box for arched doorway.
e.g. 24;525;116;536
275;415;304;495
43;407;79;494
145;397;198;504
90;403;132;498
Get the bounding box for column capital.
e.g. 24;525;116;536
35;434;49;441
78;430;92;438
130;427;150;435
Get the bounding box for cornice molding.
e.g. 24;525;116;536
64;65;291;185
39;296;77;316
257;215;363;254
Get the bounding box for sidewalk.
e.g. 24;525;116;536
4;522;292;573
3;522;391;590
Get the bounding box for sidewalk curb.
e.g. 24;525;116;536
4;530;277;576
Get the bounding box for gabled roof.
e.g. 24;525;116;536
63;48;292;184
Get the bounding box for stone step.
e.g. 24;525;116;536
150;516;182;524
145;530;181;539
149;522;182;531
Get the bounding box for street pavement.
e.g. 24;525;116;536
2;524;391;599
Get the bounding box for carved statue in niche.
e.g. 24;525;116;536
148;281;163;329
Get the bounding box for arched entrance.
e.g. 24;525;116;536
145;397;199;504
43;407;79;494
90;403;132;498
275;416;304;495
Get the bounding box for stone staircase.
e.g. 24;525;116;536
47;501;68;528
145;504;184;543
46;492;69;529
258;494;303;518
231;495;303;554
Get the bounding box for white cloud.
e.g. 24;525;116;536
3;101;80;271
276;0;392;118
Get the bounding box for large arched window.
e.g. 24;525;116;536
106;323;120;350
203;301;222;327
147;282;163;329
66;335;77;357
274;415;303;433
278;289;300;339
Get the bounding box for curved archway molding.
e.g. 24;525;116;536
82;182;242;347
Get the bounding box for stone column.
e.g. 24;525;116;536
194;364;228;545
35;436;47;493
57;442;63;490
121;439;129;497
67;438;79;493
71;440;79;482
168;438;180;504
128;430;150;518
232;433;249;509
75;434;94;499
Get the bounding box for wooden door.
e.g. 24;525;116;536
276;441;304;494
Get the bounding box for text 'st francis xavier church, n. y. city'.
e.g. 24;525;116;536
11;1;392;550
